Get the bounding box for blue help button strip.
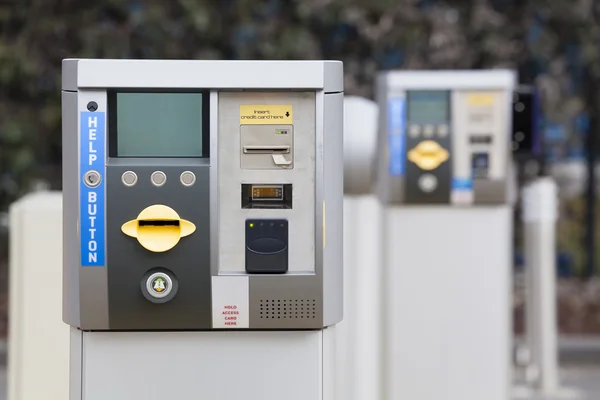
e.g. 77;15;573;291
79;111;106;266
451;178;473;191
388;97;406;176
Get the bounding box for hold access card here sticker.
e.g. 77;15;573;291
212;276;249;329
240;104;293;125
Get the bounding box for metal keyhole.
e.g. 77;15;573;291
83;170;101;188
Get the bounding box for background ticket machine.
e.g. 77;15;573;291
375;70;516;400
62;59;344;400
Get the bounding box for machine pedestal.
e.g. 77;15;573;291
70;328;336;400
383;206;512;400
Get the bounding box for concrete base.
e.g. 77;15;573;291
513;385;584;400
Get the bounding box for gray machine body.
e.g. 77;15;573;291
62;59;344;332
375;70;516;400
376;70;516;206
69;328;337;400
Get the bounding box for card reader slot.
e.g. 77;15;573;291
243;145;290;154
138;220;180;227
469;135;493;144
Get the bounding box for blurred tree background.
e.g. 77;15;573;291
2;0;600;335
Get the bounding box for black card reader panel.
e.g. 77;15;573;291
245;219;289;274
472;152;490;179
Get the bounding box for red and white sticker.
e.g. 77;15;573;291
451;190;474;206
212;276;249;328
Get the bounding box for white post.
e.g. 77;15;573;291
519;178;582;399
341;196;382;400
8;192;70;400
522;177;559;393
339;96;381;400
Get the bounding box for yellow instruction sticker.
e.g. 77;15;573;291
240;104;293;125
467;93;496;106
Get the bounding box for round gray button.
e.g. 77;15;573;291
437;124;449;137
83;170;101;188
151;171;167;187
423;124;435;138
418;174;438;193
145;272;173;299
409;124;420;138
180;171;196;187
121;171;138;187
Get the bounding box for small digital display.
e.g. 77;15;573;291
241;184;292;209
407;91;450;122
109;92;209;157
251;185;284;200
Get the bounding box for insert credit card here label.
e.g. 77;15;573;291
79;111;106;266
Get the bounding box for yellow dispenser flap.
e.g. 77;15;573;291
136;225;182;252
179;220;196;237
121;220;138;237
138;204;181;221
407;140;449;171
120;204;196;253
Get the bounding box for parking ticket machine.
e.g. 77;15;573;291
375;70;516;400
377;72;515;206
62;59;343;400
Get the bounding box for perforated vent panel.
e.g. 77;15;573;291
248;275;323;328
260;299;317;319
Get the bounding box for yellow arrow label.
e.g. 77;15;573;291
240;104;293;125
467;93;495;105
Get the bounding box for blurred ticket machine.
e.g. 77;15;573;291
375;70;516;400
62;59;343;400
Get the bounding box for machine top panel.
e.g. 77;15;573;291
380;69;516;91
62;59;343;92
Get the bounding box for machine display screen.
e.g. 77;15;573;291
109;92;209;157
406;91;450;122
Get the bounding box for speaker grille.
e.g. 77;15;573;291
259;299;317;319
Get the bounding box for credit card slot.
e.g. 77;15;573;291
138;220;180;227
243;145;290;154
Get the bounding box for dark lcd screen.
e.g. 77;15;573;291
406;90;450;122
108;91;209;157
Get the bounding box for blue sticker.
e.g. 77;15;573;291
388;97;406;176
79;111;106;267
451;178;473;191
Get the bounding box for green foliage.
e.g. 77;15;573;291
555;196;600;275
558;197;587;273
1;0;600;272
